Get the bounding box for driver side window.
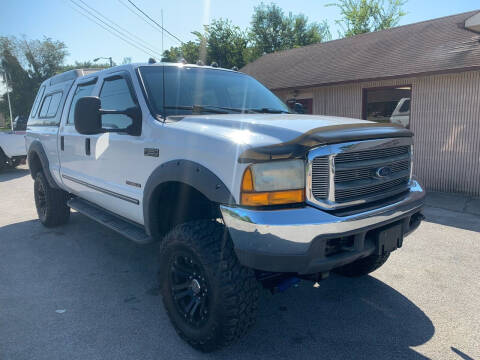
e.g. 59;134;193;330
99;77;136;130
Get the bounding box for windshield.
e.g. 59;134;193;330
139;66;290;117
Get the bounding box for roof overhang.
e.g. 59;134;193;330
269;65;480;92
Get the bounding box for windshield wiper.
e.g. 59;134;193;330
163;105;291;115
246;108;291;114
164;105;231;114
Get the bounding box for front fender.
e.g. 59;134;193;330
143;159;236;236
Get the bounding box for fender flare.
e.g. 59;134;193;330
143;160;236;236
27;141;59;189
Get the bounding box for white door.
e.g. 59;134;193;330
59;77;98;190
59;71;146;224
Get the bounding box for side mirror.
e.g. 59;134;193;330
74;96;102;135
294;102;305;114
74;96;142;136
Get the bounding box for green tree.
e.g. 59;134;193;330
250;3;291;54
20;37;68;83
202;19;248;68
290;15;330;47
248;3;331;60
162;40;203;64
162;5;331;67
60;60;110;72
327;0;407;37
0;36;69;121
163;20;247;69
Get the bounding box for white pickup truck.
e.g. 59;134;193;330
0;130;27;171
25;63;425;351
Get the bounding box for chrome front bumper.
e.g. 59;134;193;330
220;180;425;274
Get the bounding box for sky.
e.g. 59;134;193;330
1;0;479;66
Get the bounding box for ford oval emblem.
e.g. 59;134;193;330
376;166;392;178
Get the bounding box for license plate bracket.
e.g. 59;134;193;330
376;224;403;255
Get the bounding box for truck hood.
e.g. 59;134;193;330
169;114;412;162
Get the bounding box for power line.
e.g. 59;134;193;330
124;0;184;45
68;1;158;59
70;0;160;59
75;0;164;58
117;0;160;35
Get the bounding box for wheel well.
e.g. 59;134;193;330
28;151;42;178
148;181;222;238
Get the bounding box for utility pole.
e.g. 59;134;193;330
161;9;164;56
1;70;14;131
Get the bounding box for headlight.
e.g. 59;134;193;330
240;159;305;206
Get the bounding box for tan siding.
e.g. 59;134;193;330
275;71;480;196
412;71;480;195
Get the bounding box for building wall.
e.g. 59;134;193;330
275;70;480;196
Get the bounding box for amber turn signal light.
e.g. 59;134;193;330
241;189;305;206
240;167;305;206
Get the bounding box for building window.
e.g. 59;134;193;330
363;86;411;128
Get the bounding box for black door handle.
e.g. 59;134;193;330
60;136;64;151
85;138;91;156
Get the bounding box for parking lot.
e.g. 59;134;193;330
1;166;479;360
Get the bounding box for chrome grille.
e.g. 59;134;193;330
307;138;413;209
335;146;409;163
335;159;410;183
336;176;410;201
311;156;329;199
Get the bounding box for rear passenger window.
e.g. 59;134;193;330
39;96;52;118
38;92;63;119
99;76;136;130
46;92;62;117
30;86;46;118
67;81;97;124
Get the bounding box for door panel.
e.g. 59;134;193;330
59;71;146;225
59;77;98;196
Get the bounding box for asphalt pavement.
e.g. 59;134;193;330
1;166;479;360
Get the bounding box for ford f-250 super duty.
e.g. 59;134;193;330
26;63;425;352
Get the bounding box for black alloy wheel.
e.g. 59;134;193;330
159;220;259;352
34;174;48;219
33;172;70;227
169;252;210;328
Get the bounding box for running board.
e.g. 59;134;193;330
67;198;153;244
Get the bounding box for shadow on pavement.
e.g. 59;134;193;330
423;206;480;233
423;192;480;233
451;347;476;360
0;167;30;182
221;275;435;359
0;213;434;360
